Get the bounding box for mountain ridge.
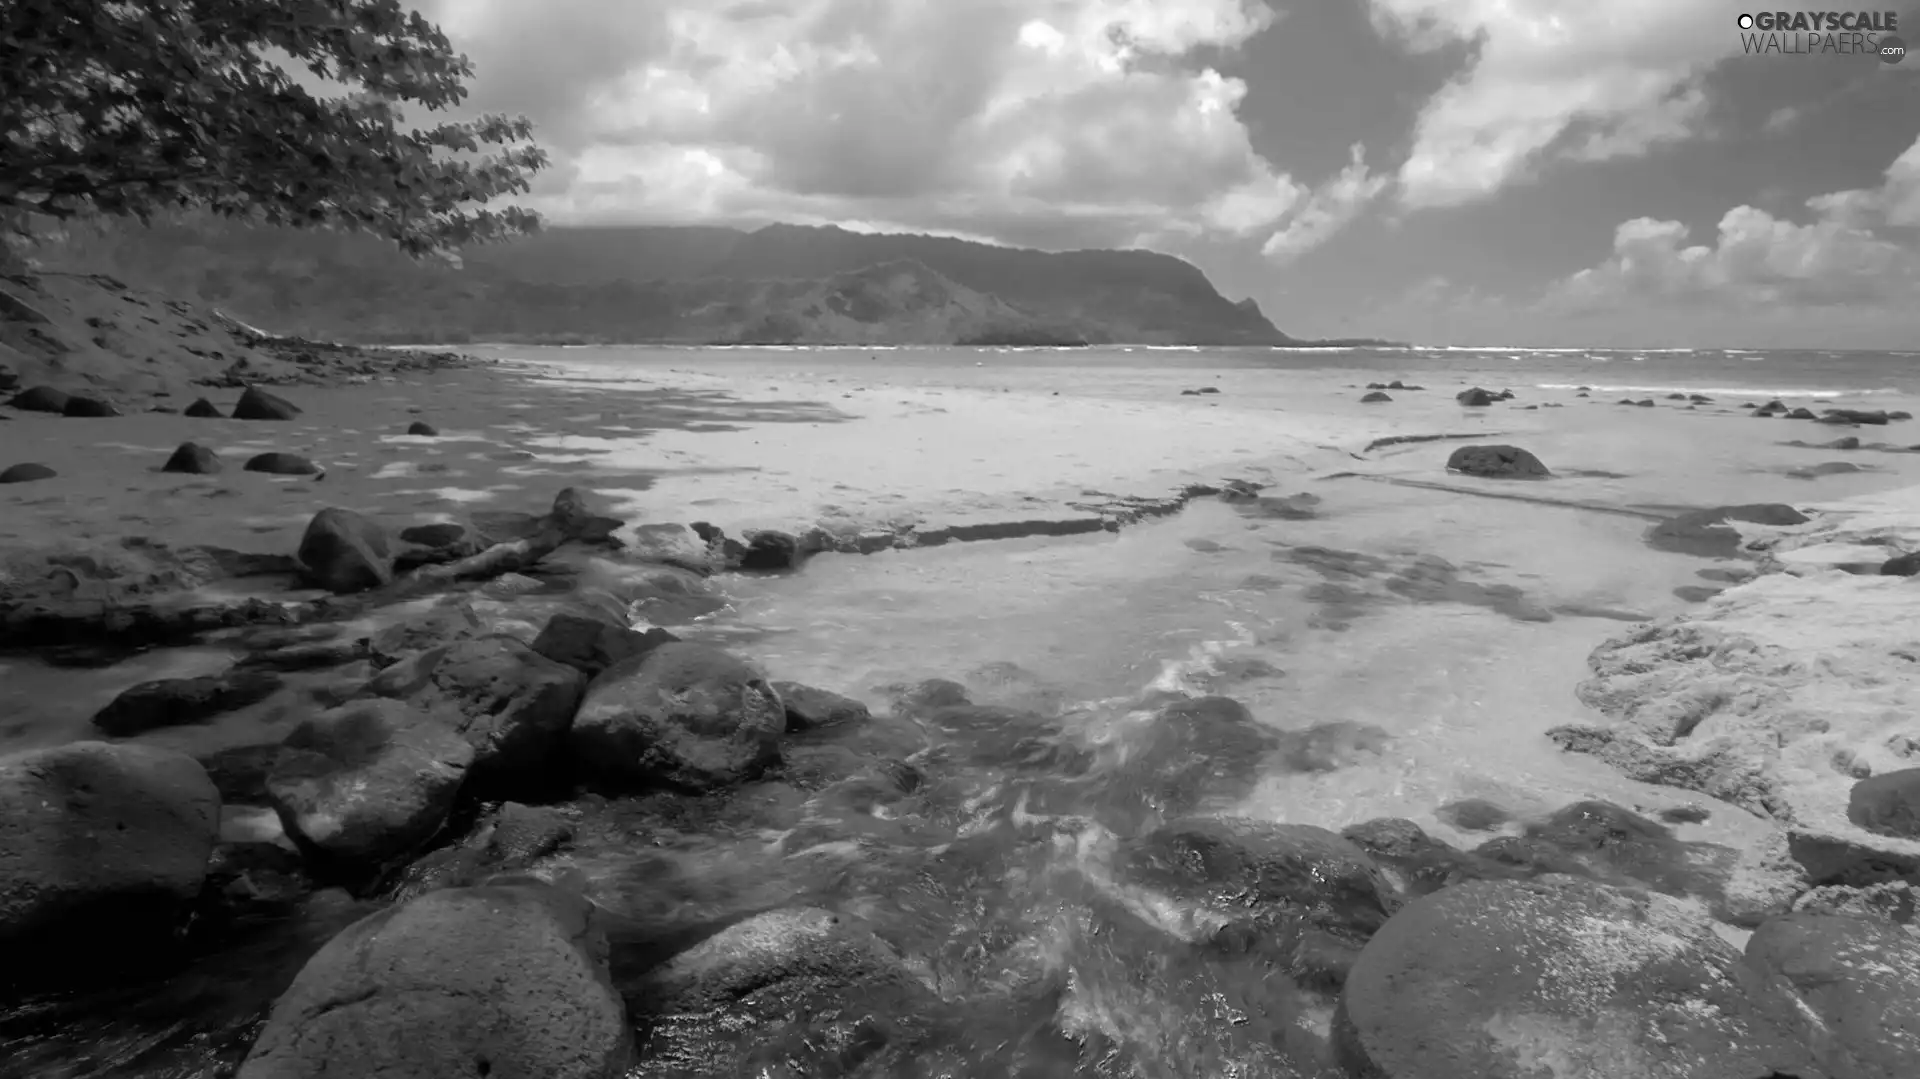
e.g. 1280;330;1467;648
35;218;1400;348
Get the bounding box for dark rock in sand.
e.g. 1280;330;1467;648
1787;461;1863;479
266;699;474;882
231;386;302;420
1635;398;1655;407
531;611;678;679
1645;503;1809;557
61;394;120;417
297;507;391;593
238;880;630;1079
405;420;439;436
93;670;285;736
0;742;219;988
1456;387;1500;406
1435;798;1512;832
568;641;784;791
1660;804;1712;824
161;441;222;474
1825;436;1862;449
399;522;467;548
0;462;55;483
245;451;320;476
1337;876;1820;1079
1445;444;1549;479
1745;911;1920;1078
1128;816;1400;986
1689;394;1713;403
1881;551;1920;576
360;635;586;796
1847;767;1920;840
1360;391;1392;403
1891;410;1913;421
1790;407;1818;419
183;397;224;418
1666;393;1688;400
7;385;70;412
1822;408;1890;426
772;681;872;732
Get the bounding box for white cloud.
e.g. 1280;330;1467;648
408;0;1349;251
1260;144;1389;262
1546;134;1920;312
1367;0;1737;208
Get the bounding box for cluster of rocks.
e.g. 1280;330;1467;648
1747;398;1914;424
1359;379;1424;403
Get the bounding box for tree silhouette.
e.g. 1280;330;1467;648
0;0;547;259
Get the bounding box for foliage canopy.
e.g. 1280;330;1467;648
0;0;548;257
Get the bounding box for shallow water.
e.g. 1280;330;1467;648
8;346;1920;1077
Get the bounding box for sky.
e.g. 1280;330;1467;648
405;0;1920;348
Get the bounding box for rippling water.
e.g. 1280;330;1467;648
7;344;1920;1077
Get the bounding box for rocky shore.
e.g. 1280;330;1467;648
3;448;1919;1076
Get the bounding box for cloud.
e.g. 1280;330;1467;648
405;0;1354;251
1367;0;1734;208
1545;134;1920;312
1260;144;1389;262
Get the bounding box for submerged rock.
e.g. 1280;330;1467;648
773;680;873;732
568;641;785;791
629;908;936;1075
405;420;439;436
1644;503;1809;558
0;742;220;988
1337;876;1819;1079
238;880;630;1079
1127;815;1400;986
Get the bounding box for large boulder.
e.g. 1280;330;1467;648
568;642;784;791
1338;875;1819;1079
1445;444;1550;479
231;386;301;420
266;700;474;883
1456;387;1501;406
359;635;586;796
237;880;630;1079
1745;911;1920;1078
0;742;220;986
92;670;284;736
297;507;392;593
